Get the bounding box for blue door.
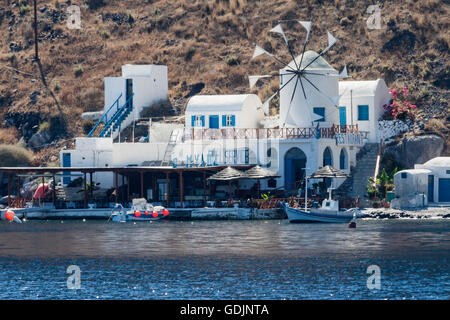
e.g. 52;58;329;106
339;106;346;126
284;148;307;194
209;115;219;129
438;178;450;202
62;153;71;185
428;175;434;202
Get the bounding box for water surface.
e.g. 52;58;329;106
0;219;449;299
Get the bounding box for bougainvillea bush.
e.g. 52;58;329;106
383;87;417;120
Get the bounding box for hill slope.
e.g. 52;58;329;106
0;0;448;164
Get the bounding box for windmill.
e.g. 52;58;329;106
249;21;349;127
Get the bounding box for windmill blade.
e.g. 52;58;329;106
271;23;300;70
301;75;340;108
326;31;337;51
339;65;349;78
270;24;289;47
302;71;340;77
249;75;271;89
298;21;312;43
300;31;337;71
251;45;296;71
259;73;297;115
298;76;307;99
283;76;300;124
261;92;277;115
252;45;272;59
297;21;312;70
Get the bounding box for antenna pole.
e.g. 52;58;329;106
350;89;353;127
33;0;39;60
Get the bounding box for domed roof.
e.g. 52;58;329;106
423;157;450;167
286;50;336;71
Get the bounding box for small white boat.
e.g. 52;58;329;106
109;198;169;222
282;165;361;223
282;199;360;223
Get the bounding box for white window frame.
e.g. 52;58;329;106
225;114;233;127
194;115;203;127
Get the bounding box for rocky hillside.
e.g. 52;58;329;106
0;0;448;165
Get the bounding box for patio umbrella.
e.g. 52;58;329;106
307;165;350;179
307;165;350;201
243;165;280;198
207;166;245;202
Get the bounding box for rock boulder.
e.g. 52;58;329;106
384;134;444;168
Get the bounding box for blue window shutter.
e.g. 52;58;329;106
222;115;227;126
313;108;325;122
231;115;235;126
339;106;346;126
191;115;196;127
201;115;205;127
358;105;369;121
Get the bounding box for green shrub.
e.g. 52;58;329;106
100;29;110;39
19;4;31;15
38;121;51;133
52;81;61;91
73;65;84;77
0;144;33;167
225;54;240;66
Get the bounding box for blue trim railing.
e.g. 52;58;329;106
88;93;123;137
99;93;134;137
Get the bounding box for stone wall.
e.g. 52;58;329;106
376;120;412;141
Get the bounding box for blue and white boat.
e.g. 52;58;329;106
282;165;361;223
282;199;359;223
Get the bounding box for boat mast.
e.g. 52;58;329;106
304;176;308;211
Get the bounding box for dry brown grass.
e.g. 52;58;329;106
0;0;447;149
0;127;20;144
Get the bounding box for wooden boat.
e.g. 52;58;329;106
109;198;169;222
283;165;361;223
282;199;359;223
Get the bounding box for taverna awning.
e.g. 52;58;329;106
243;165;280;179
207;166;245;181
308;165;350;179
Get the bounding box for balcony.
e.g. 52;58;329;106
185;124;359;141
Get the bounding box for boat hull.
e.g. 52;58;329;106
284;205;356;223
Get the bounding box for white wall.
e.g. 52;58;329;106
104;77;125;116
103;65;168;139
185;95;264;130
280;70;339;128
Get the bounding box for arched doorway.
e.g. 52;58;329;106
323;147;333;166
340;148;348;170
284;147;307;193
323;147;333;188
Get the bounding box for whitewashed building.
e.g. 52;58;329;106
391;157;450;208
61;58;392;200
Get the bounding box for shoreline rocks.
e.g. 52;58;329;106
361;207;450;219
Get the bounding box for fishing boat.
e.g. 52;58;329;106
283;166;361;223
109;198;169;222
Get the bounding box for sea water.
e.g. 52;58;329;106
0;219;448;299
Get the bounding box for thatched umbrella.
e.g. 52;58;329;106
307;165;350;201
308;165;350;179
207;166;245;202
243;165;280;198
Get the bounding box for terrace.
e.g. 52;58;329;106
185;124;363;141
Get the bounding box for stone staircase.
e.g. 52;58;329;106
335;143;380;208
